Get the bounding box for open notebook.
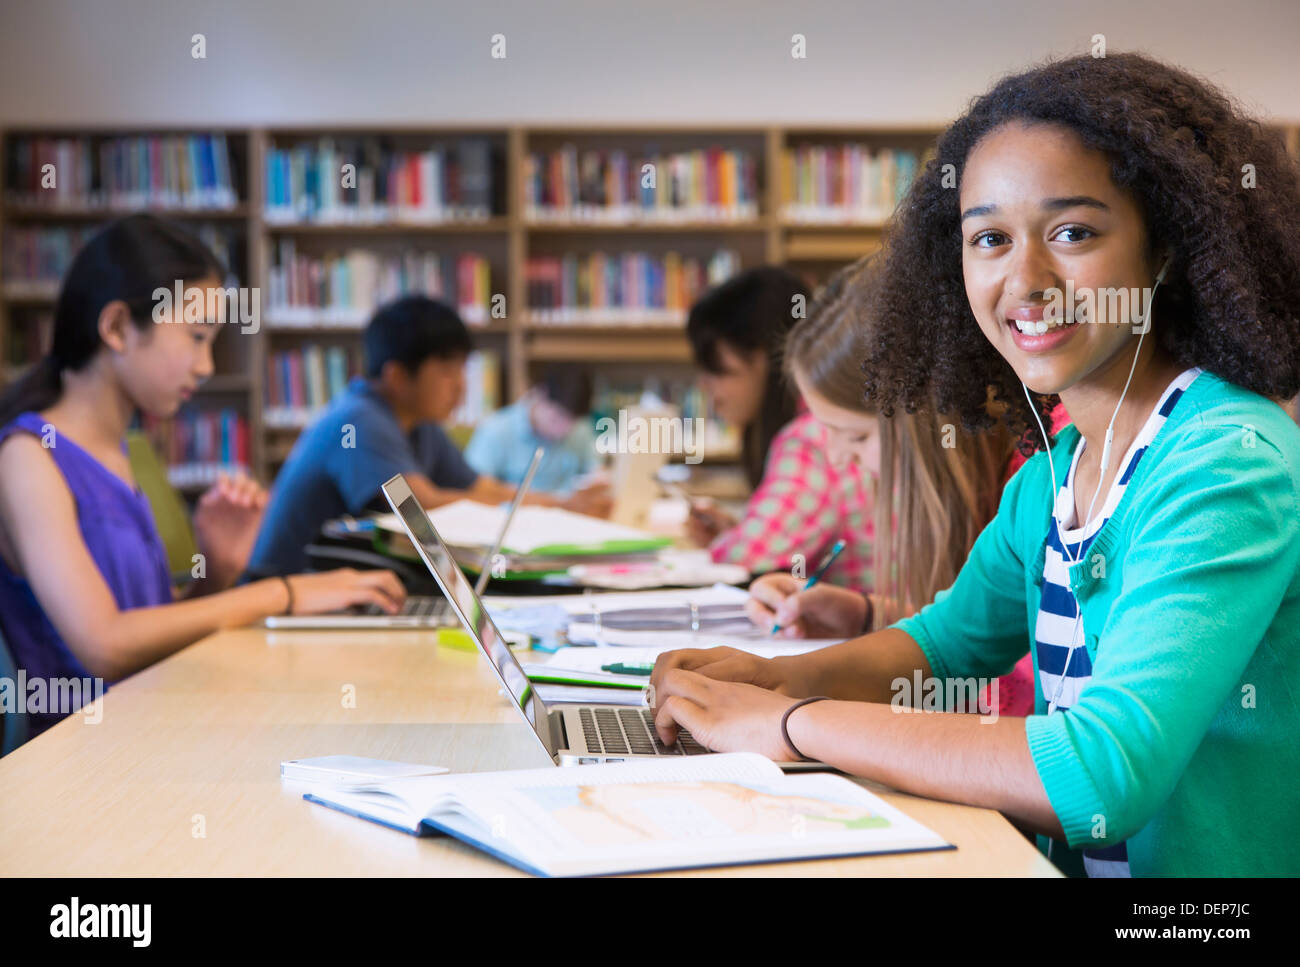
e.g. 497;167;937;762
304;753;951;876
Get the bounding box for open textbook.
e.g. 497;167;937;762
304;752;952;876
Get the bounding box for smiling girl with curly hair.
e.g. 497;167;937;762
649;51;1300;877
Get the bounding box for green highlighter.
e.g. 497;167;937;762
600;662;655;676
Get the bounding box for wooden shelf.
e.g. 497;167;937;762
783;231;884;262
9;119;1293;486
1;281;60;303
263;216;509;235
524;218;768;233
3;203;249;220
528;329;692;363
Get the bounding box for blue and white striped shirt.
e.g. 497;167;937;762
1035;367;1201;877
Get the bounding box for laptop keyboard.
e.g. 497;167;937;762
353;596;448;618
579;707;709;756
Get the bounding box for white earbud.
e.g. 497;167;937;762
1026;255;1172;718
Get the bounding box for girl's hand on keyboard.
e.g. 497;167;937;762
650;645;812;698
650;669;804;761
282;568;406;616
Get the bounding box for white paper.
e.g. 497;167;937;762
373;498;661;553
538;640;837;673
485;583;750;614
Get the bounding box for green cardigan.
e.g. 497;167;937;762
894;372;1300;877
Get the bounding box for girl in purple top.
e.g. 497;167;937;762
0;215;406;739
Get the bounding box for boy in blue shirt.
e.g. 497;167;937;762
464;366;598;494
250;296;604;575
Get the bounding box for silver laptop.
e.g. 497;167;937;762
381;473;823;770
268;449;543;629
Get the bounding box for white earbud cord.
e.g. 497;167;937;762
1024;269;1166;716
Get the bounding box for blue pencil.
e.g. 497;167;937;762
770;539;847;635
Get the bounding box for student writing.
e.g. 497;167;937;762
651;53;1300;876
685;266;873;589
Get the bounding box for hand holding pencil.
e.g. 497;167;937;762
745;540;869;639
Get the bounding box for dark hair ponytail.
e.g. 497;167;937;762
0;214;224;426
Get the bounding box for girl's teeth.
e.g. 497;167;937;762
1014;318;1069;335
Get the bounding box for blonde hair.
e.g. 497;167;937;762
785;257;1013;628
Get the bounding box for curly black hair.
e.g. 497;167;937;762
863;51;1300;450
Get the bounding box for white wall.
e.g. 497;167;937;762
1;0;1297;126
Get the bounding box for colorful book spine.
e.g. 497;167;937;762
780;144;921;223
3;134;237;209
139;407;251;487
263;137;496;223
2;224;236;289
525;249;738;323
266;242;493;326
524;145;759;222
263;344;362;426
449;350;501;427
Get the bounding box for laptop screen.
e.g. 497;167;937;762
381;477;554;756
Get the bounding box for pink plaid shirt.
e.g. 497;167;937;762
709;413;873;589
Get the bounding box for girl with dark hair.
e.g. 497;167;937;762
0;215;405;737
651;52;1300;876
743;256;1040;717
685;265;873;589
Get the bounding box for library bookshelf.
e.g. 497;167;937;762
4;122;1298;486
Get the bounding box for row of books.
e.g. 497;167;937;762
266;240;493;326
450;350;501;427
780;145;922;222
2;224;238;291
140;408;251;486
264;344;361;423
525;250;738;324
264;138;497;223
263;346;499;430
524;146;760;222
4;134;239;210
592;376;739;453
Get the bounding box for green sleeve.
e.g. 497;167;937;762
1025;424;1300;848
891;454;1036;692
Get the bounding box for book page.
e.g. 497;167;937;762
311;752;781;828
448;771;951;876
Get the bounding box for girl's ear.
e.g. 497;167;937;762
97;300;134;355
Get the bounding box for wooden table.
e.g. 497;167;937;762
0;627;1059;876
